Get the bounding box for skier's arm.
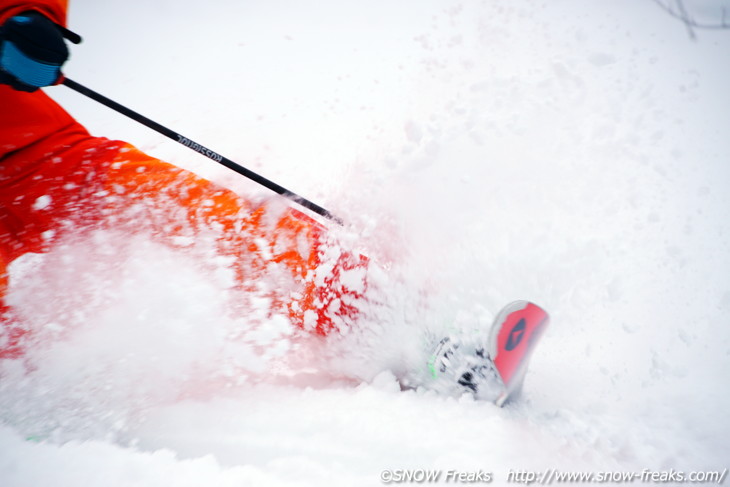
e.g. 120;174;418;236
0;0;71;92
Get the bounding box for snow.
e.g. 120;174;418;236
2;0;730;485
31;195;52;211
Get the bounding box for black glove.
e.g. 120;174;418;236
0;11;80;92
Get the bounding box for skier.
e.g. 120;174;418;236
0;0;548;405
0;0;369;361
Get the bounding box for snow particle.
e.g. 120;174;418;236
303;310;318;330
404;120;423;143
32;195;52;211
588;52;616;67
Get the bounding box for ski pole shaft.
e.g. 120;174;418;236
61;77;343;225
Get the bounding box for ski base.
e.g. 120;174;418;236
489;301;549;406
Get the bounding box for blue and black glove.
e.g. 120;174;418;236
0;11;81;92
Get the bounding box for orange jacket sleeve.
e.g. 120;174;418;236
0;0;84;165
0;0;67;26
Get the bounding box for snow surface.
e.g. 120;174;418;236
2;0;730;485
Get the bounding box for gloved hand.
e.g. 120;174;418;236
0;11;79;92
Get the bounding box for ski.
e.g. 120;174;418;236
428;300;549;406
489;301;549;407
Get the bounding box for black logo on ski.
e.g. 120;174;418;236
505;318;526;351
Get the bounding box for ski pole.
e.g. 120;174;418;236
61;77;343;225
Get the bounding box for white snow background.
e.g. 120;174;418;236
1;0;729;485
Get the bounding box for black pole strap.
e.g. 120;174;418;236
61;77;343;225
